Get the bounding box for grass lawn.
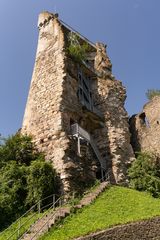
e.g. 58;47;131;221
39;186;160;240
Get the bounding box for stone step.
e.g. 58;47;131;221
21;182;108;240
75;181;108;210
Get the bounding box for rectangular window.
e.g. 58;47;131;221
78;69;92;111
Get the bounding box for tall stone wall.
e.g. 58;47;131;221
130;96;160;154
22;11;134;194
93;44;134;184
22;12;98;194
21;12;70;193
59;57;103;192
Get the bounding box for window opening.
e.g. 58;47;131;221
139;112;150;127
78;68;92;111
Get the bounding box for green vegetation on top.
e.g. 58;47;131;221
39;186;160;240
146;89;160;100
67;32;89;63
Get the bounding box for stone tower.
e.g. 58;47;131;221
22;12;134;194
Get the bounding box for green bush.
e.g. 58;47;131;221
128;152;160;197
146;89;160;100
67;32;89;62
26;160;57;206
0;134;41;167
0;133;58;229
0;161;27;226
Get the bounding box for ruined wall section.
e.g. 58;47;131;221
60;58;99;193
22;12;71;192
22;11;135;193
22;12;97;194
130;96;160;154
93;44;134;184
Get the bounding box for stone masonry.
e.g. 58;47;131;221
22;11;134;194
130;96;160;155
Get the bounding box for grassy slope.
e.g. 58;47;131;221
0;212;43;240
40;186;160;240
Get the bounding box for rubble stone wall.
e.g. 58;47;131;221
22;11;135;194
130;96;160;154
22;12;71;193
60;59;101;193
93;44;134;184
22;12;97;194
93;78;134;183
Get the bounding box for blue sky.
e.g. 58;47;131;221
0;0;160;136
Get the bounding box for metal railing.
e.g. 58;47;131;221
23;171;111;240
0;203;37;239
1;171;111;240
71;123;106;172
71;124;91;141
2;193;58;240
90;137;106;170
27;196;65;240
60;19;96;49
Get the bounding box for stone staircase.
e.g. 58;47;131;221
20;207;71;240
75;181;108;209
21;181;108;240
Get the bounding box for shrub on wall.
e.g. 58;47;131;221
146;89;160;100
67;32;89;63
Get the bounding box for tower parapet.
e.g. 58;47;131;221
38;11;59;29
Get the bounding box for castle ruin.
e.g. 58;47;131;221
130;96;160;155
22;12;134;194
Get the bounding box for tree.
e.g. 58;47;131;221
146;89;160;100
0;133;44;167
0;133;58;229
128;152;160;197
0;161;27;226
26;160;57;206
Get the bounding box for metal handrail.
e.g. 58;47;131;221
4;193;58;240
71;123;106;171
6;210;37;240
29;196;64;240
0;203;37;237
19;197;61;240
28;172;111;240
18;194;58;240
60;19;96;49
31;172;111;239
21;172;110;240
1;193;59;237
19;195;62;240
